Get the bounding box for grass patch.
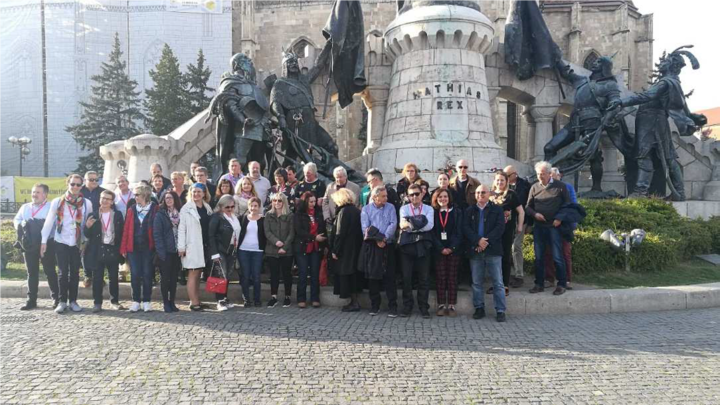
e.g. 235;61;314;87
0;261;30;281
575;259;720;289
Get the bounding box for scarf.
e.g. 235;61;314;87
169;209;180;245
224;213;242;248
57;191;84;245
240;191;254;199
136;203;151;224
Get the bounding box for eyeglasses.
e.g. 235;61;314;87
225;205;235;210
87;178;98;182
458;166;468;169
70;183;82;187
408;192;420;197
272;200;284;203
101;197;113;201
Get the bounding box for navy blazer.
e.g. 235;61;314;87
153;209;178;261
463;202;505;257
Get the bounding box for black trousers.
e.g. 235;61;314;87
158;254;181;303
92;247;120;305
368;246;398;311
24;239;59;303
400;251;430;312
55;243;81;304
267;256;293;296
501;227;515;287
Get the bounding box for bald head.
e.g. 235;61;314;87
456;159;470;179
474;184;490;205
503;165;518;184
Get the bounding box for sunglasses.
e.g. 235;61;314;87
87;178;98;182
225;205;235;210
272;200;284;203
458;166;468;169
70;183;82;187
408;192;421;197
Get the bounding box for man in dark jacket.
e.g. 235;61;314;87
80;171;105;288
504;165;530;288
463;184;507;322
525;161;571;295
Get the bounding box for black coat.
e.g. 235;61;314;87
294;209;325;255
209;213;238;257
555;203;586;242
358;226;388;281
330;204;362;276
463;202;505;257
238;214;267;252
511;176;532;226
153;209;178;261
432;206;463;254
83;209;124;264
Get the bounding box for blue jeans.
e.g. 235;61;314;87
470;254;506;313
239;250;264;303
533;226;567;287
296;251;320;303
128;250;154;302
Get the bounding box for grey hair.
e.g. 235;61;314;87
551;167;561;176
214;194;236;213
333;166;347;178
303;162;318;175
371;185;387;198
150;162;163;171
132;184;152;203
115;174;128;183
534;161;552;174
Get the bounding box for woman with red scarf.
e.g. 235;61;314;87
294;191;326;308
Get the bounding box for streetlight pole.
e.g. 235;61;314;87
7;136;32;176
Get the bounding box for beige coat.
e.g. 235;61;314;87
177;200;212;269
449;175;481;206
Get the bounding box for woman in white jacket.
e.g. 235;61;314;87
178;183;212;311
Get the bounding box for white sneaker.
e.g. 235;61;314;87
69;302;82;312
55;302;67;314
129;302;141;312
111;303;125;311
142;302;152;312
216;302;229;311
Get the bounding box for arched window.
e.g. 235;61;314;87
289;36;317;58
583;51;600;70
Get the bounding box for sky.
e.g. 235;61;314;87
632;0;719;112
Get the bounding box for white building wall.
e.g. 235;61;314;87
0;0;231;177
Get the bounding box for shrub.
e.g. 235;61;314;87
1;220;24;267
523;198;715;275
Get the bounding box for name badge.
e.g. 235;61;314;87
441;232;448;240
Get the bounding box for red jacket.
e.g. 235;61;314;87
120;203;158;255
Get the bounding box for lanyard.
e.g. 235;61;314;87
119;192;131;206
68;205;80;221
101;212;112;234
409;204;423;217
438;209;450;230
31;202;47;218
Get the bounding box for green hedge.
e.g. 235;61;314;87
523;198;720;274
1;220;23;269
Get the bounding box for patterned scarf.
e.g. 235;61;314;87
57;191;85;244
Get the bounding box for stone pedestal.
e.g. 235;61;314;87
529;105;559;162
99;140;129;190
372;4;516;182
124;134;172;185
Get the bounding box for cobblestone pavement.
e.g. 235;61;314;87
2;298;719;404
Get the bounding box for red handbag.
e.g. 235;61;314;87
205;261;228;294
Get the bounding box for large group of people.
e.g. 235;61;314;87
14;158;579;322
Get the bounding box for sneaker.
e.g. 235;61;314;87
111;302;125;311
69;302;82;312
52;300;60;309
190;304;203;312
92;304;102;313
298;302;307;309
311;301;320;308
283;297;291;308
142;302;152;312
528;285;544;294
447;306;457;318
369;307;379;316
55;302;67;314
436;305;446;317
387;308;398;318
129;302;141;312
496;312;506;323
20;301;37;311
83;277;92;288
399;308;411;318
473;308;486;320
216;301;229;311
553;286;567;296
254;301;262;308
267;297;279;308
420;310;431;319
566;283;574;291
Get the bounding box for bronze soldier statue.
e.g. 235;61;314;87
608;46;707;201
207;53;272;176
269;42;339;163
544;57;627;192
